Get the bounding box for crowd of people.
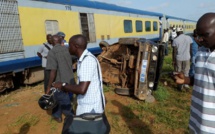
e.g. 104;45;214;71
162;23;198;90
37;12;215;134
37;32;106;124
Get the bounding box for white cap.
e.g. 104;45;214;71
177;27;183;32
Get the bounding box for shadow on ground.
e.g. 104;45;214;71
111;100;152;134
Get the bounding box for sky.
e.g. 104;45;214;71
91;0;215;21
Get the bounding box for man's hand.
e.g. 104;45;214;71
174;72;186;84
52;82;63;90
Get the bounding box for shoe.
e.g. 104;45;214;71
184;84;190;89
52;117;62;123
177;84;184;91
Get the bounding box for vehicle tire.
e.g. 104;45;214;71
114;87;134;96
99;41;109;51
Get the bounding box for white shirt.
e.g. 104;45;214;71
171;30;177;39
37;43;53;67
162;32;169;43
76;49;105;115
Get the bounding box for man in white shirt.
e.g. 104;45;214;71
52;34;105;115
37;34;53;93
162;29;169;55
172;28;192;90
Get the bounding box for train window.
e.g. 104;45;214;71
136;20;142;32
153;21;158;31
145;21;151;32
45;20;59;35
124;20;132;33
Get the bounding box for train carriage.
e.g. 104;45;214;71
0;0;196;92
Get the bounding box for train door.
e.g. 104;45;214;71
0;0;24;62
80;13;96;42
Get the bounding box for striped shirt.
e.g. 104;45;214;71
189;47;215;134
76;49;105;115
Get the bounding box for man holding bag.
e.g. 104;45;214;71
52;34;110;134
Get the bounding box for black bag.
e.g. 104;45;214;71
61;54;110;134
62;113;110;134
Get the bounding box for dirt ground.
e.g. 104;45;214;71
0;82;189;134
0;83;142;134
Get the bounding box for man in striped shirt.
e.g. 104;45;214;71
174;13;215;134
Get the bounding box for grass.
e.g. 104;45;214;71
10;113;40;127
153;85;170;101
48;117;58;131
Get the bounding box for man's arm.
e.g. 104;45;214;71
46;50;58;94
46;69;57;94
37;52;42;59
53;56;96;95
190;43;193;57
37;45;44;59
53;81;90;95
174;72;194;86
172;46;176;66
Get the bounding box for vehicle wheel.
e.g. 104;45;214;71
114;87;134;96
99;41;109;51
0;87;6;93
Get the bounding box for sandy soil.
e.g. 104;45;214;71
0;83;135;134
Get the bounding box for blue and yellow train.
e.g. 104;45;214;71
0;0;196;92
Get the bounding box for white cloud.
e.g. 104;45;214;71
145;2;170;12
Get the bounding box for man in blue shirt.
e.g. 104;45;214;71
189;29;199;77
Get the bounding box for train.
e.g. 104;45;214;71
0;0;196;92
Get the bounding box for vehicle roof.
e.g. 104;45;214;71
34;0;163;17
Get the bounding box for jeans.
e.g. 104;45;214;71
52;90;73;118
162;42;168;55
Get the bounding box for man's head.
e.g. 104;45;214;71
196;13;215;50
69;34;88;56
46;34;52;44
176;27;183;34
52;35;61;46
57;31;65;43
